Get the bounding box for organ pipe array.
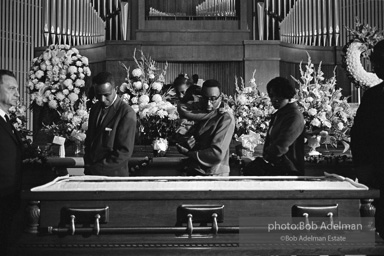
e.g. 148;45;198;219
278;0;384;46
42;0;106;46
196;0;236;17
42;0;132;45
147;0;237;18
0;0;44;131
279;0;340;46
255;0;297;40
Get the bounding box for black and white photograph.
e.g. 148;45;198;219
0;0;384;255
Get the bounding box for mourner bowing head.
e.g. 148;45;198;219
84;72;136;176
243;77;305;176
176;79;235;176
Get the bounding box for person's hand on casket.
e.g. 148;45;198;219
176;136;196;155
176;143;189;155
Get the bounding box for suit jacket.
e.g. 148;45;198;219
351;83;384;168
350;83;384;189
263;102;305;174
186;110;235;176
84;97;136;176
0;117;23;196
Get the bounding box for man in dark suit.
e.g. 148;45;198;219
84;72;136;176
0;70;23;254
176;79;235;176
351;40;384;238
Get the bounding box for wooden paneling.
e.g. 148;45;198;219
136;29;250;42
280;61;351;97
279;42;351;97
144;20;239;30
105;59;243;96
102;41;244;62
160;61;244;95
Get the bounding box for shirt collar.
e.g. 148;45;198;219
0;108;8;121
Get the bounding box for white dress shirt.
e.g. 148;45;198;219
0;108;9;122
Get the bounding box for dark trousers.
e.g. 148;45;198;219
0;192;20;255
354;163;384;238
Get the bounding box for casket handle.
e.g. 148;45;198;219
187;214;193;236
176;204;224;236
302;211;334;226
212;213;218;235
94;214;101;235
292;204;338;228
184;213;219;236
302;212;309;226
69;215;75;235
327;212;334;226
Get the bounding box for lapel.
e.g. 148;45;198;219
89;102;101;129
0;117;20;145
267;112;277;135
267;103;295;140
92;97;121;141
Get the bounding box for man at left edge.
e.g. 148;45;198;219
0;70;23;254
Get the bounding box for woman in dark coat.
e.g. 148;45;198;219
243;77;305;176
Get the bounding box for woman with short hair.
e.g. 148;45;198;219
243;77;305;176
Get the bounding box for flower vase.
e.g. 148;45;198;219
307;135;322;156
152;138;168;157
74;140;85;156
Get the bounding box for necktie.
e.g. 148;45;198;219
97;107;108;127
4;115;14;133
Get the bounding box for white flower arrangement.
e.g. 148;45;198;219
28;44;91;112
118;49;179;144
43;94;89;141
293;54;355;151
8;101;31;141
137;99;179;143
342;18;384;89
118;48;172;106
226;70;275;144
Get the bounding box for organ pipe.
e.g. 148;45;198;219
279;0;383;47
40;0;115;46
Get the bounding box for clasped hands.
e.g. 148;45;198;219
176;136;196;155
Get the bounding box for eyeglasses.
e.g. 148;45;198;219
202;94;222;103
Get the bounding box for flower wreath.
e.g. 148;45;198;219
342;19;384;89
28;44;91;112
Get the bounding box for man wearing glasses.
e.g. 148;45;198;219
176;79;235;176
